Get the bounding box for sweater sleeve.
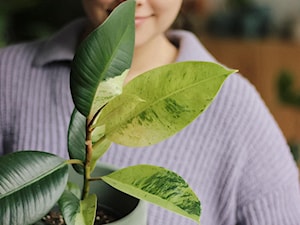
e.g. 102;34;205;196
0;46;15;156
228;74;300;224
0;44;26;155
0;48;5;155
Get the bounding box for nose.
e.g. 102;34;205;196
135;0;146;6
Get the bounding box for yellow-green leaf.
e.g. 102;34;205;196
95;61;235;147
102;165;201;223
75;194;97;225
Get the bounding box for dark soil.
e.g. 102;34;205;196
39;205;120;225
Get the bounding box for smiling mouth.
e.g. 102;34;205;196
134;16;148;26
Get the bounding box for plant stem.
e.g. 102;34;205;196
82;119;94;200
88;176;103;181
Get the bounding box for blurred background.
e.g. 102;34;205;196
0;0;84;46
0;0;299;165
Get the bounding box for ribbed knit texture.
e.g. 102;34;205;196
1;19;300;225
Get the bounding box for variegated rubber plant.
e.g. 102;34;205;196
0;1;236;225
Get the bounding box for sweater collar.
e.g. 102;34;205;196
33;18;88;66
167;30;216;63
33;19;215;66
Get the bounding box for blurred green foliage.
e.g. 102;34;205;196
0;0;84;47
290;142;300;168
226;0;253;9
277;70;300;107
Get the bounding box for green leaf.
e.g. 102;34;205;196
66;182;82;200
95;61;235;146
102;165;201;223
75;194;97;225
70;0;135;118
59;191;97;225
68;108;86;174
90;138;112;172
58;190;80;225
0;151;68;225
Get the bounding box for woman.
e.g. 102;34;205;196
1;0;300;224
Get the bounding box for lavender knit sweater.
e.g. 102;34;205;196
1;19;300;225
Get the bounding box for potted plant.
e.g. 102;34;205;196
0;1;235;225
